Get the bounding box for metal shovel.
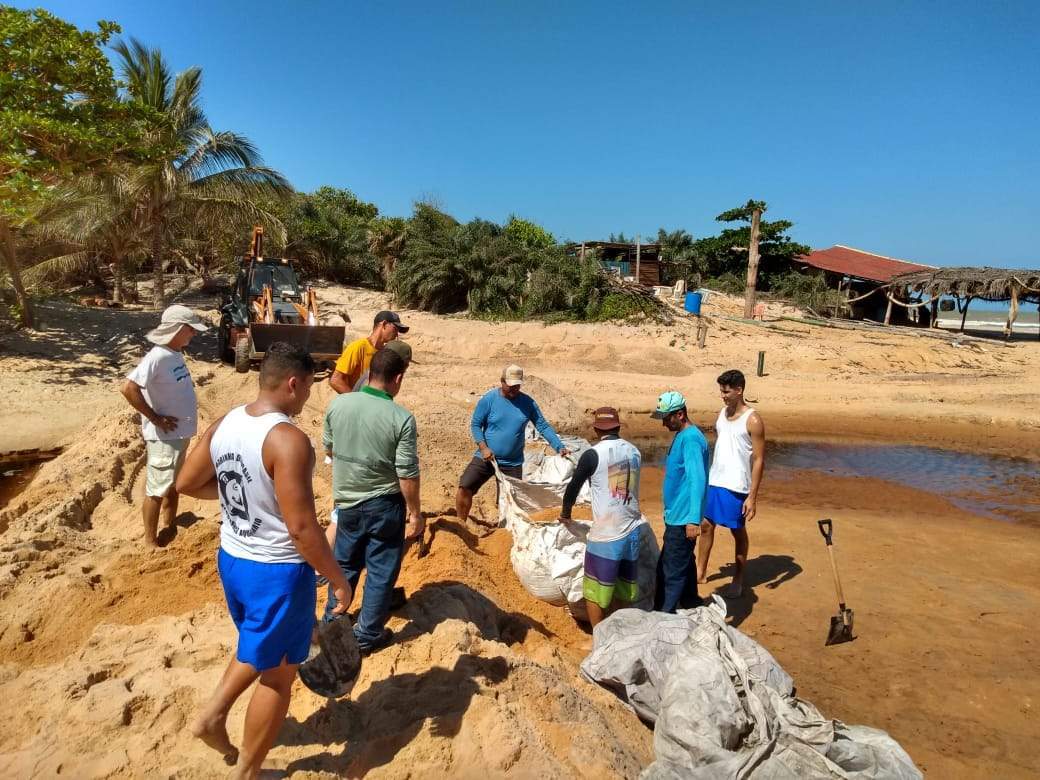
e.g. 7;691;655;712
817;519;855;645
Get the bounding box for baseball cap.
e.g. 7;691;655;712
591;406;622;431
502;364;524;386
145;304;209;345
384;339;417;365
650;390;686;418
374;310;409;333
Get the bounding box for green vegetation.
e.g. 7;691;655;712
1;7;816;328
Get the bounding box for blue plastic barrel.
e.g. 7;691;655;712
684;291;703;315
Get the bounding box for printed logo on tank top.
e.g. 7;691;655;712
215;452;261;537
607;455;635;504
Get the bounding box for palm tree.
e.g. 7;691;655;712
27;167;146;301
367;216;407;288
656;227;701;285
113;39;291;309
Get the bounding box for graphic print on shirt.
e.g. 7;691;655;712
607;455;632;503
607;453;636;504
172;363;191;383
215;452;261;537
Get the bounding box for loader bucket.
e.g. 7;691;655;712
249;323;345;360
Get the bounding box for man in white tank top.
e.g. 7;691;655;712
697;369;766;598
176;343;353;777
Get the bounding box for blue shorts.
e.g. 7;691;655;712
217;548;316;671
705;485;749;529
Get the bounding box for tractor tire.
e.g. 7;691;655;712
234;337;251;373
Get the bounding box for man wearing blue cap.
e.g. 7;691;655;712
651;390;709;612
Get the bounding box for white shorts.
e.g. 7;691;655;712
145;438;190;497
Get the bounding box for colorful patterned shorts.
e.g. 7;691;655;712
582;525;644;609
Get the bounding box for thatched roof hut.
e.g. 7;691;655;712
890;266;1040;304
890;266;1040;338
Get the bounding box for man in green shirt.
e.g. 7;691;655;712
321;349;422;653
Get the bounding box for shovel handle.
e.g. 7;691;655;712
817;518;833;545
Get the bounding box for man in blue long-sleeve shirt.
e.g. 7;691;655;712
455;364;569;525
652;390;709;612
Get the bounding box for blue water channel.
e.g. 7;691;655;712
636;436;1039;524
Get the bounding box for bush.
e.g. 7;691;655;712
767;270;844;314
703;272;746;295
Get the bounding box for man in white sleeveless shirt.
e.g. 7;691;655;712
697;369;766;598
176;343;353;777
560;407;647;627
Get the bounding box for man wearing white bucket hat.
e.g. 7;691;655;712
121;304;209;547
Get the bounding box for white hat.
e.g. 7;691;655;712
146;304;209;345
502;364;524;386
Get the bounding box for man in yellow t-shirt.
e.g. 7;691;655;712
329;310;409;394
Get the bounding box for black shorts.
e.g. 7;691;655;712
458;456;522;493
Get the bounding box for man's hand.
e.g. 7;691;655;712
151;413;178;433
558;514;571;523
330;578;352;616
478;442;494;462
405;512;425;541
742;497;757;522
559;447;571;458
685;523;699;541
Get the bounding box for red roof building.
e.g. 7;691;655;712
795;245;934;284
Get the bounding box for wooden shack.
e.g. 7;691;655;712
564;241;663;287
792;245;934;324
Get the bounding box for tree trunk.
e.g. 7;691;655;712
112;255;124;304
742;208;763;319
0;218;35;329
151;217;165;310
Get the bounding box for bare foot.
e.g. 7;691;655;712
191;713;238;763
720;582;744;599
697;575;709;584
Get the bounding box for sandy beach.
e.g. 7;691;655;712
0;284;1038;777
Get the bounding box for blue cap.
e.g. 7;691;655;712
650;390;686;418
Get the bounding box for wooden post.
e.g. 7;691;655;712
757;351;766;377
635;235;641;284
959;296;973;333
697;321;707;348
930;298;939;328
883;295;894;326
1004;286;1019;340
579;242;586;261
742;207;763;319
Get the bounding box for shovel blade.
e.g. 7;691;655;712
825;608;855;646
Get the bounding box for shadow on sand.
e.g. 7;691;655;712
703;553;803;627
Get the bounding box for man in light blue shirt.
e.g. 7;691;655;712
652;390;709;612
455;364;569;524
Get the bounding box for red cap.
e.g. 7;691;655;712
591;406;621;431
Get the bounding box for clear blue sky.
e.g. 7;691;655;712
18;1;1040;270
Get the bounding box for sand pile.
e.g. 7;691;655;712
0;384;654;776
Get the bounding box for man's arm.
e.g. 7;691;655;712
560;448;597;520
685;433;709;540
121;379;177;434
529;399;567;455
266;424;352;612
396;415;423;539
175;417;224;499
329;342;362;394
470;394;493;460
329;370;351;394
743;413;766;521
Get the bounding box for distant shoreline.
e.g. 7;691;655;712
936;310;1039;334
